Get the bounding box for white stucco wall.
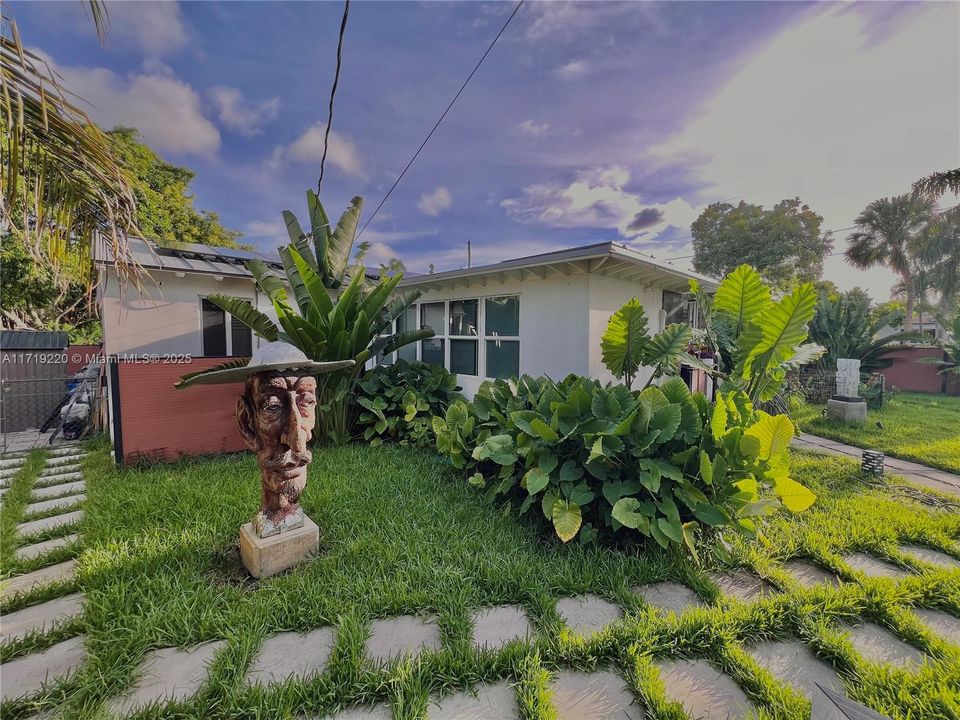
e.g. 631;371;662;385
100;270;271;357
586;274;664;388
408;272;669;397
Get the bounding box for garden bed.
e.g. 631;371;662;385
1;441;959;719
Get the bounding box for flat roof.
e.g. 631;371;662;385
95;237;282;279
0;330;69;350
397;241;718;293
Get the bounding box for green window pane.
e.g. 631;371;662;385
485;296;519;336
398;343;417;363
449;299;478;337
486;340;519;379
450;339;478;376
421;338;444;366
421;302;444;332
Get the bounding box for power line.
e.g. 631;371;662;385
357;0;524;238
317;0;351;196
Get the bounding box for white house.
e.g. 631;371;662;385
393;241;717;397
97;239;717;396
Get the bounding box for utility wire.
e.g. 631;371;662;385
317;0;351;196
357;0;524;238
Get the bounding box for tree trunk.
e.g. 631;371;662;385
904;275;916;332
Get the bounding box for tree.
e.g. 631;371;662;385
691;199;832;289
106;128;242;248
914;205;960;316
2;4;140;292
913;168;960;200
919;313;960;378
845;195;934;330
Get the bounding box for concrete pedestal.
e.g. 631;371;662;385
239;515;319;579
826;398;867;423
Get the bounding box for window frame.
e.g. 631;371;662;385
198;296;254;357
382;294;520;380
481;295;520;379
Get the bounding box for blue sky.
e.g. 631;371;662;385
17;1;960;300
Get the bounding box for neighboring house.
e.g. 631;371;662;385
393;241;718;397
875;312;943;342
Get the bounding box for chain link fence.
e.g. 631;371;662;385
0;372;105;454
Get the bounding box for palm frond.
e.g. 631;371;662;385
174;358;249;389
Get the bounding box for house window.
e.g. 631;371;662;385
200;298;252;357
397;295;521;379
484;296;519;378
449;299;478;376
420;302;445;367
396;306;418;363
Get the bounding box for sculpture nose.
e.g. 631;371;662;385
282;397;306;455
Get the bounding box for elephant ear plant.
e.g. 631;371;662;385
183;191;432;444
600;298;711;389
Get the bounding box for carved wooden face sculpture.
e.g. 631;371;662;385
237;371;318;530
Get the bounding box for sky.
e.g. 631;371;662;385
16;1;960;301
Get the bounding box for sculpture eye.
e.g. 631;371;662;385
264;398;283;414
297;394;315;407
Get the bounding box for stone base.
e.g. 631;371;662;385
239;516;319;579
826;398;867;423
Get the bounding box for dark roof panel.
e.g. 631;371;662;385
0;330;69;350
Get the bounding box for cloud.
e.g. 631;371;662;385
418;187;453;216
517;120;551;138
39;52;219;156
208;86;279;137
501;165;700;239
626;208;665;232
653;3;960;299
103;2;189;58
556;60;587;79
245;220;284;238
274;123;365;178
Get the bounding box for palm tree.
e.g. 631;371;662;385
916;205;960;316
845;195;934;330
1;3;142;323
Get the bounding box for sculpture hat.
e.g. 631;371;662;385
175;341;354;388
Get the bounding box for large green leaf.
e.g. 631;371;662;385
205;295;279;342
745;283;818;375
306;189;331;281
714;264;771;332
376;329;434;358
245;260;287;301
282;209;317;271
743;412;794;461
642;323;692;374
611;497;650;532
600;298;649;387
552;500;582;543
773;476;816;512
174;358;250;389
290;247;334;319
472;434;517;465
328;196;364;286
278;245;312;317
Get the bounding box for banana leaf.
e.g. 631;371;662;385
205;294;279;341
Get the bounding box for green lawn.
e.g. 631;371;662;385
2;441;959;719
800;392;960;474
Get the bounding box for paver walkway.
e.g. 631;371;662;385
792;433;960;496
0;448;90;708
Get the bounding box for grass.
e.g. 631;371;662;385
799;391;960;473
1;440;958;719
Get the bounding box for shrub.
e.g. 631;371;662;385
433;374;814;557
356;360;461;447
